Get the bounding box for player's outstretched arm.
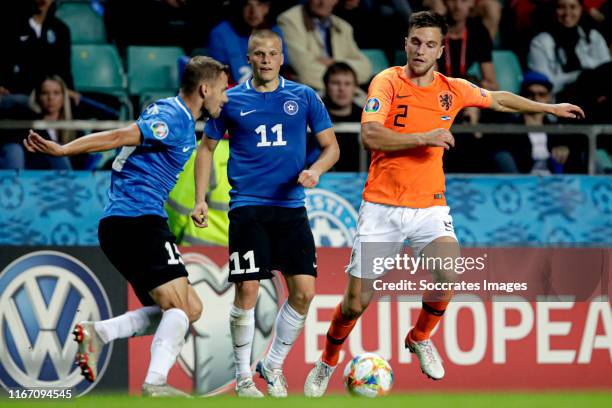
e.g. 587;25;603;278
489;91;585;119
191;136;219;228
361;122;455;152
298;128;339;188
23;124;141;156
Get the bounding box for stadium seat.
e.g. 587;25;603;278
56;2;107;44
394;50;406;66
467;50;523;94
72;44;132;118
362;49;390;75
191;47;209;57
127;46;185;96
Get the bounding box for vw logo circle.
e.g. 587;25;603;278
0;251;113;396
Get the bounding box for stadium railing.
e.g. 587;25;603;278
1;121;610;174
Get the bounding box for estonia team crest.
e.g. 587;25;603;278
0;251;113;396
305;189;359;247
283;100;299;115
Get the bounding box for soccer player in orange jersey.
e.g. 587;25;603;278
304;11;584;396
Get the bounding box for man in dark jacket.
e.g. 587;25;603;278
0;0;73;96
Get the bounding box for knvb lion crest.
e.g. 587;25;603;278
438;91;453;111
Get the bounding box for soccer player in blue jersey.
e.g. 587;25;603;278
192;30;340;398
23;56;229;397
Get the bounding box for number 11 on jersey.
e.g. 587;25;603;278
256;124;286;147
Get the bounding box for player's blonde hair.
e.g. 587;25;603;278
247;29;283;54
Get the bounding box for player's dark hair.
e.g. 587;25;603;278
408;11;448;37
323;62;358;87
181;56;229;95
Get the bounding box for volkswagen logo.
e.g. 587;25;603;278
0;251;113;396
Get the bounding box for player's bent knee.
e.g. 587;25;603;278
188;297;203;323
289;289;315;312
435;268;458;283
155;291;190;315
235;281;260;300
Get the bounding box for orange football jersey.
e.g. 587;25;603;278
361;67;492;208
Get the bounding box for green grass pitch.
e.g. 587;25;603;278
3;392;612;407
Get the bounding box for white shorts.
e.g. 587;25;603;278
347;201;458;279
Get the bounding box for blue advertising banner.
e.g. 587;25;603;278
0;170;611;246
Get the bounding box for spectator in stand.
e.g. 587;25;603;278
323;63;365;171
208;0;285;84
0;75;74;169
278;0;371;91
528;0;610;96
333;0;377;49
334;0;413;56
0;0;75;103
486;71;587;174
439;0;498;90
473;0;502;40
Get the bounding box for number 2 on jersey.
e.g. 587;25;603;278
256;124;286;147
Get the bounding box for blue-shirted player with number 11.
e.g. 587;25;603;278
192;29;339;398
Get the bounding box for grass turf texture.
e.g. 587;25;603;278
3;392;612;407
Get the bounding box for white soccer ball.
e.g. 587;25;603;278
343;353;394;397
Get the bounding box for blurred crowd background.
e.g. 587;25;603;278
1;0;611;173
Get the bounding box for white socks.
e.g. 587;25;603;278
229;305;255;379
144;308;189;385
265;301;306;370
94;305;162;344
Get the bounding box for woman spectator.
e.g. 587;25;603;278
207;0;286;84
0;76;74;169
528;0;610;95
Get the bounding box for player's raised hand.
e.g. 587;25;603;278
550;103;585;119
23;130;65;156
422;128;455;150
298;169;320;188
191;201;209;228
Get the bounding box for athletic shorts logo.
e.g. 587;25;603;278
283;100;299;115
177;252;283;395
151;121;169;140
0;251;113;396
305;188;359;247
364;97;381;113
438;92;453;111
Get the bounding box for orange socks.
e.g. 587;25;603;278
321;304;358;367
409;290;453;342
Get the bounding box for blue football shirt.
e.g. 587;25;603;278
205;77;332;209
102;96;196;218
